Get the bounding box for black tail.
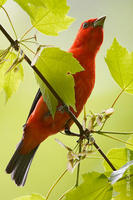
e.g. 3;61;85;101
6;140;39;186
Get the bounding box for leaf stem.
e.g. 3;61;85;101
20;10;50;41
111;88;125;108
58;186;74;200
1;6;18;39
93;130;133;135
97;133;133;147
99;89;125;131
20;42;36;55
20;36;37;42
20;25;35;41
45;169;68;200
21;40;39;45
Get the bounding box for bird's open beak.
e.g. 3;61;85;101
94;16;106;27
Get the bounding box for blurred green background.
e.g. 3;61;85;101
0;0;133;199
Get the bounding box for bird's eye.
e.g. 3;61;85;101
83;22;89;29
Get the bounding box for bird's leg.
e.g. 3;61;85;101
61;118;80;137
64;126;80;137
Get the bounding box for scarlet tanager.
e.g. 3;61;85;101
6;16;106;186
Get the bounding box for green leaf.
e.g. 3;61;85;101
126;136;133;151
105;38;133;94
14;194;45;200
14;0;74;35
109;160;133;184
0;0;7;6
104;148;133;172
64;172;113;200
0;51;23;100
35;47;83;117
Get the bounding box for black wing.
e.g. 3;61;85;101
6;88;42;186
26;88;42;121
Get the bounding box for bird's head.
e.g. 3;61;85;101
70;16;106;56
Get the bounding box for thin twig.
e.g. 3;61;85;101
86;156;103;160
45;169;68;200
75;142;81;187
99;118;107;131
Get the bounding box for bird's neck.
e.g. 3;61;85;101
68;46;96;116
69;46;96;75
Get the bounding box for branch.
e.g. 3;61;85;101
93;142;116;171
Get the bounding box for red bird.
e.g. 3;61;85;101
6;16;106;186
